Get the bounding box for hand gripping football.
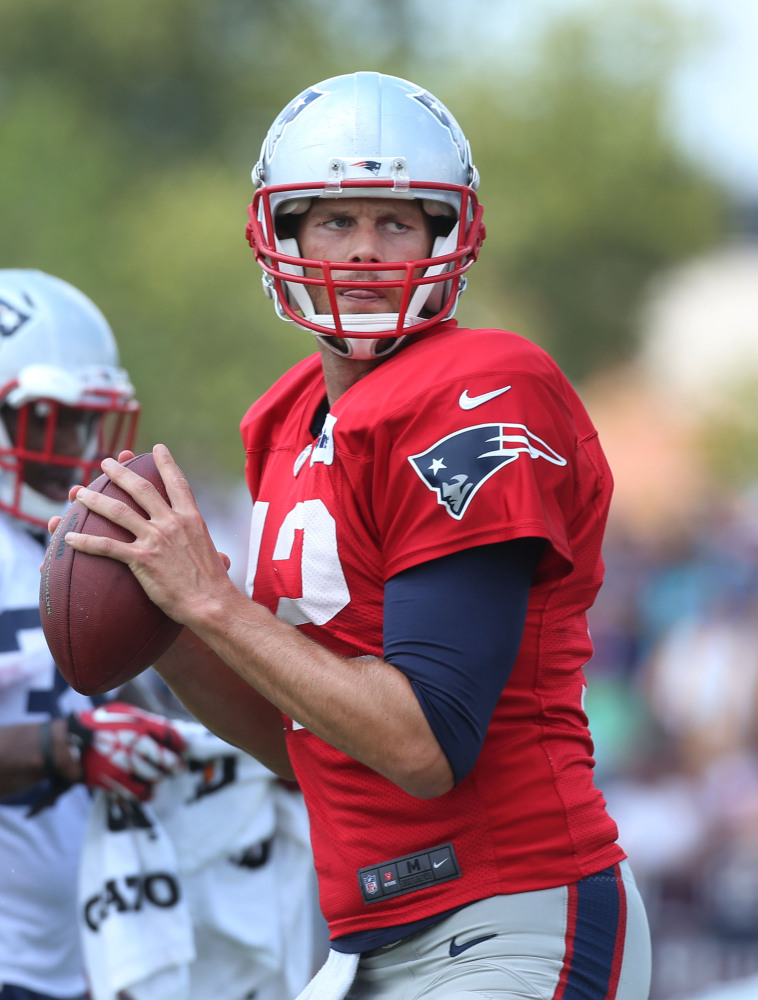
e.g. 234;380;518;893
39;453;183;695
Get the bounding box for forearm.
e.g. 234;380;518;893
0;719;82;796
153;626;296;780
58;448;452;797
186;591;454;798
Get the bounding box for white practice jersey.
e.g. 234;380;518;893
0;515;94;996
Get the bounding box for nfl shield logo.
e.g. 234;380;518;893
363;873;379;895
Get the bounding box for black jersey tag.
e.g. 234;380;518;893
357;842;461;904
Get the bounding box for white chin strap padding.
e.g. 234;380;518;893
408;225;460;317
276;237;316;316
316;333;409;362
311;312;423;333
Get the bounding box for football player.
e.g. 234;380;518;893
57;75;652;999
0;270;186;1000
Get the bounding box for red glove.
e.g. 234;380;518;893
68;702;188;801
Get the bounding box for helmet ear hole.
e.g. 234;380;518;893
275;237;314;316
413;228;460;317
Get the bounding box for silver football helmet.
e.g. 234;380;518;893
246;71;486;360
0;270;140;530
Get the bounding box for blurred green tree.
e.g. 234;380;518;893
0;0;728;479
454;5;726;381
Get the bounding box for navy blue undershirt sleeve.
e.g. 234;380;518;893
383;538;545;785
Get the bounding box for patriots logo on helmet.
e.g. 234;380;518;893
0;299;30;337
408;423;567;520
265;87;326;160
409;89;466;162
351;160;382;174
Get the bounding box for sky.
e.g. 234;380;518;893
666;0;758;200
454;0;758;201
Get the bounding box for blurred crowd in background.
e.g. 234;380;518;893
588;496;758;999
577;240;758;999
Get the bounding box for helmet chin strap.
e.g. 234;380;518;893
315;331;408;361
275;238;315;316
408;226;460;316
312;312;421;361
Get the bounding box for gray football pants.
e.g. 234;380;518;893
344;860;651;1000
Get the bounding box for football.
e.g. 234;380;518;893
39;452;183;695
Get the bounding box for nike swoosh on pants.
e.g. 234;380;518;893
449;932;498;957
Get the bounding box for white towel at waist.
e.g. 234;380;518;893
78;792;194;1000
79;724;320;1000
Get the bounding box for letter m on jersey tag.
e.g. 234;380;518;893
408;423;567;520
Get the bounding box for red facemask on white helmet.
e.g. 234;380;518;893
246;72;486;360
0;270;140;531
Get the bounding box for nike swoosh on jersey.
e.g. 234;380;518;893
458;386;511;409
448;933;498;958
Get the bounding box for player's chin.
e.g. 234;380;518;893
337;298;396;317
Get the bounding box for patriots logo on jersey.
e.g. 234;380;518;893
0;299;30;337
408;423;567;520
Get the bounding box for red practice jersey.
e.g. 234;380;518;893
241;320;625;938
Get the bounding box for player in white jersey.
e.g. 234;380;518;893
0;270;187;1000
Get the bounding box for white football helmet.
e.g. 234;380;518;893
246;71;486;360
0;270;140;530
